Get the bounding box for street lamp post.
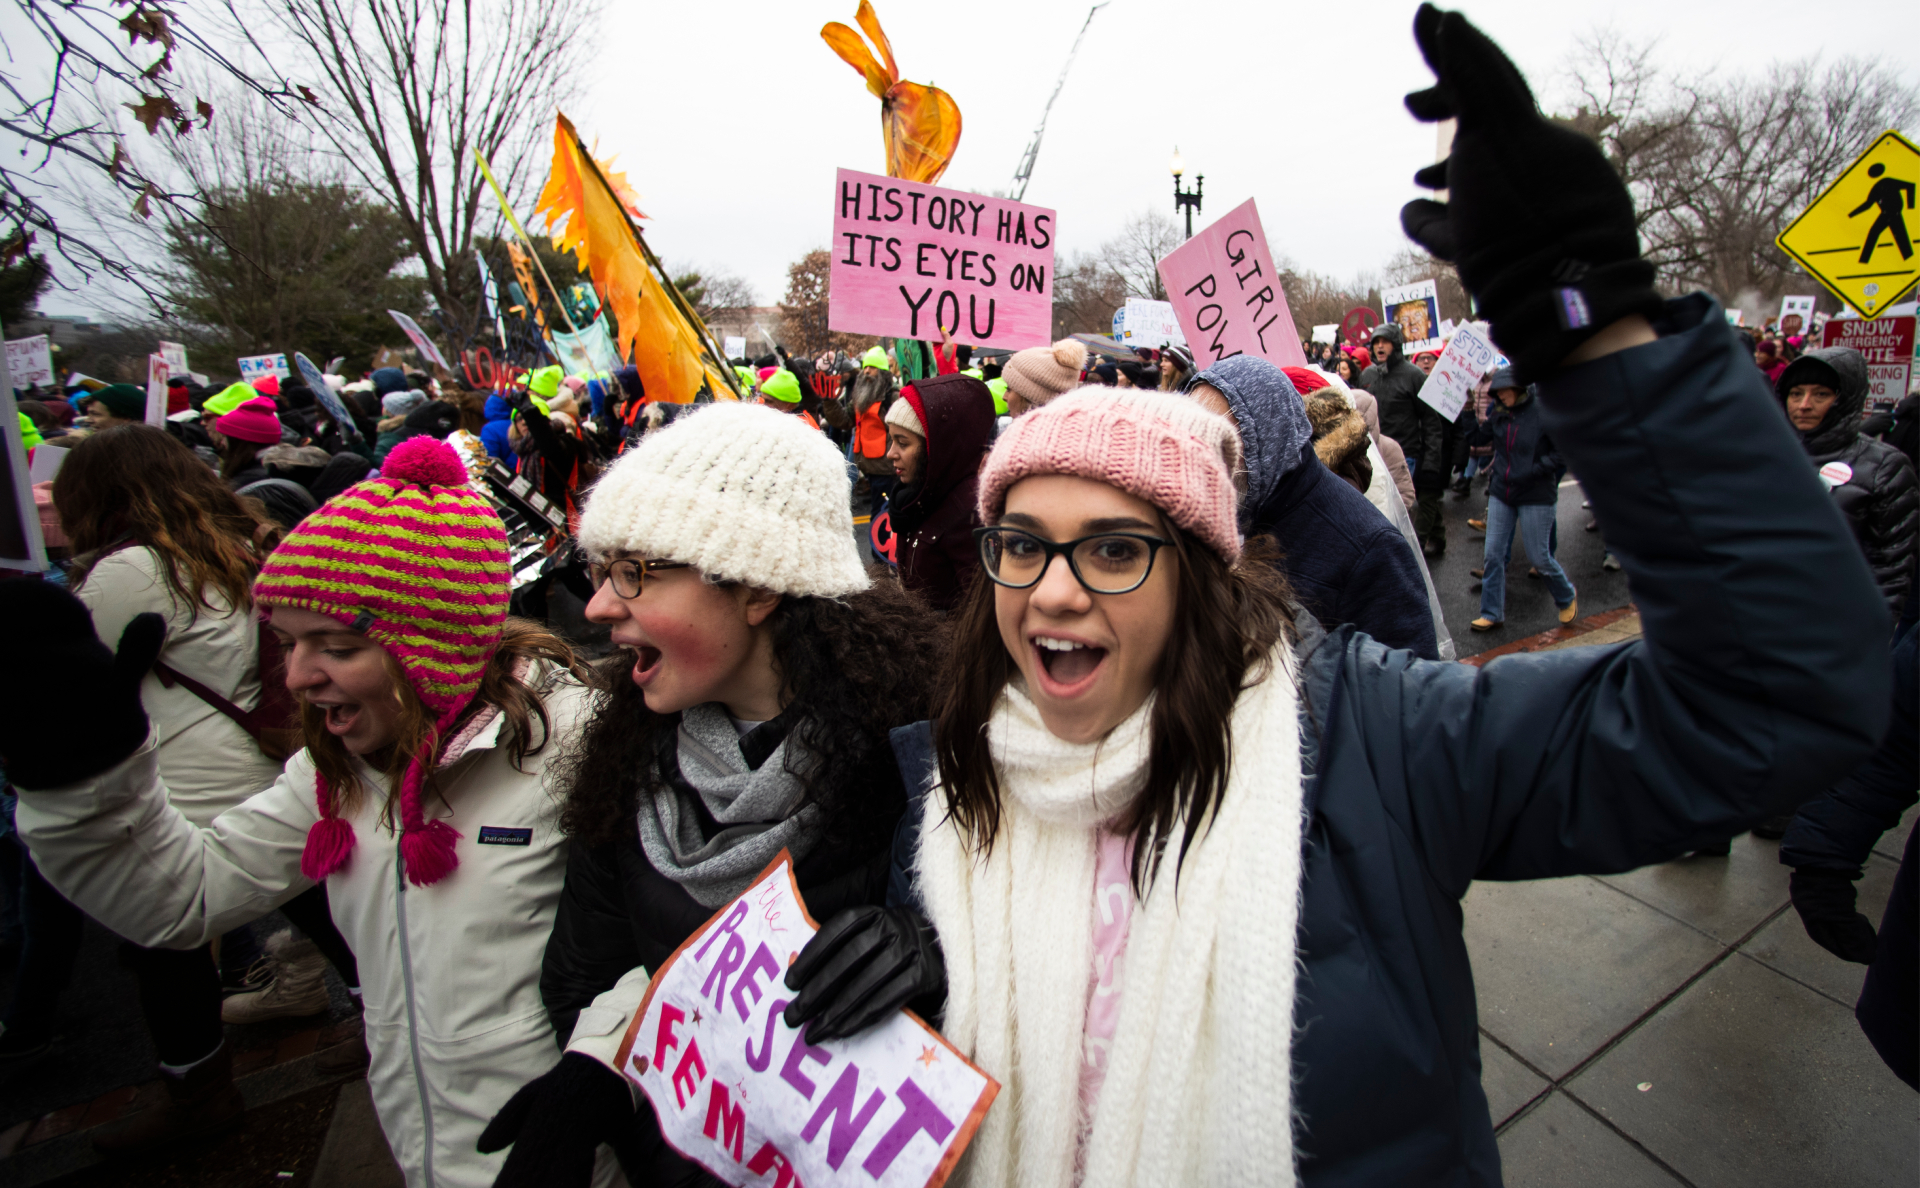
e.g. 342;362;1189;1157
1171;148;1203;239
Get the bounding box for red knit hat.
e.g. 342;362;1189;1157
254;436;511;886
215;396;284;444
252;374;281;397
1282;366;1332;397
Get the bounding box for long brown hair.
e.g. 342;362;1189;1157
302;617;598;826
56;423;280;618
934;526;1295;893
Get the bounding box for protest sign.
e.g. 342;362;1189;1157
238;353;290;383
1822;316;1915;413
389;310;453;370
5;335;52;390
1311;324;1337;344
827;167;1055;350
0;345;46;573
28;443;66;485
1724;309;1744;327
1156;198;1307;369
1415;321;1498;420
1380;281;1442;354
615;853;996;1188
1338;306;1380;347
551;315;623;377
1778;296;1816;338
295;352;365;442
1113;298;1186;349
724;335;747;360
158;340;189;375
145;353;169;426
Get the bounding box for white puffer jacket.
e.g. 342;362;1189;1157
75;546;283;825
16;673;616;1188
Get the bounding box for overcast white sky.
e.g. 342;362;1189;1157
30;0;1920;319
567;0;1920;309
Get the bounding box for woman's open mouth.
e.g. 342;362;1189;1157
632;645;664;686
1032;636;1107;696
322;703;361;735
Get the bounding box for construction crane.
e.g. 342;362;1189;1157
1008;3;1107;202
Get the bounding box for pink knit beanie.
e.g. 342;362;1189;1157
1002;338;1090;410
253;436;511;887
977;387;1244;562
215;396;284;445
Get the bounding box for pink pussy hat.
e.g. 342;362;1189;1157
253;436;510;887
976;387;1244;563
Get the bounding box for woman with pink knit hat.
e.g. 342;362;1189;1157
209;394;284;490
0;437;612;1188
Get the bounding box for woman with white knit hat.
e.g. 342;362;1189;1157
479;401;947;1185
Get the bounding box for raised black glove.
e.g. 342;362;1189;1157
1789;868;1879;965
478;1052;637;1188
783;905;945;1043
0;579;162;789
1398;4;1666;383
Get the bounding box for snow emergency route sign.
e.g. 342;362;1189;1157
1777;130;1920;320
613;852;997;1188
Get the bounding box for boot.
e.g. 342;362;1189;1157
93;1044;243;1154
221;933;330;1024
316;1001;370;1076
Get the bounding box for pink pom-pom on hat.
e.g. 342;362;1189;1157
257;431;505;886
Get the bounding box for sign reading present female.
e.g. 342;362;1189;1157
827;168;1056;350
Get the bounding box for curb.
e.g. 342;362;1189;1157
1459;605;1639;667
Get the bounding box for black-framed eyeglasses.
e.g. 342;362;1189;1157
974;527;1173;596
589;556;693;599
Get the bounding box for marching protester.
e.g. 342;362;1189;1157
849;345;898;515
1467;368;1578;632
209;395;286;490
768;7;1889;1185
884;374;997;612
474;401;942;1186
1;438;608;1188
1361;320;1452;557
1774;346;1917;617
1186;355;1437;657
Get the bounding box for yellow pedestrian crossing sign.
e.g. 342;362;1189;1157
1777;130;1920;320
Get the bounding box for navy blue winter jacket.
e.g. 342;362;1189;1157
1481;389;1561;506
1252;443;1438;659
888;296;1890;1186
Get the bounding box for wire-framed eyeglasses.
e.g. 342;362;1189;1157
974;526;1173;596
589;556;694;599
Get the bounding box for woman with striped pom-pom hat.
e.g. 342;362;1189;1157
5;435;618;1187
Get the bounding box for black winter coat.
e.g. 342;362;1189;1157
540;722;903;1187
1250;443;1438;659
1365;346;1452;490
1779;346;1919;614
889;295;1890;1186
889;374;996;613
1481;390;1562;506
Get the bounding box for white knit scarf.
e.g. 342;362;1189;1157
916;653;1306;1187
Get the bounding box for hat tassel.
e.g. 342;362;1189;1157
397;707;466;887
300;773;356;880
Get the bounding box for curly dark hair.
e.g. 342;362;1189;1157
555;578;945;850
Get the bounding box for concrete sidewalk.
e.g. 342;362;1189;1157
1468;617;1918;1187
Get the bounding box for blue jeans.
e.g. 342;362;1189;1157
1480;496;1575;622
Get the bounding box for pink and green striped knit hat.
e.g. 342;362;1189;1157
253;436;509;887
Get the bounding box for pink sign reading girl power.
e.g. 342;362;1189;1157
827;167;1057;351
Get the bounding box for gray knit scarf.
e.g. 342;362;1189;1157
634;702;825;908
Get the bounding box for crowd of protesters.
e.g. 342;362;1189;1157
0;7;1913;1188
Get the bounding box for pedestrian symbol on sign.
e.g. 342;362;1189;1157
1851;164;1916;265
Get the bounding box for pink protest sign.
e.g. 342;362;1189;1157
1156;198;1307;370
827;167;1055;350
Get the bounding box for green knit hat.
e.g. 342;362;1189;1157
87;383;148;421
860;346;890;370
204;382;257;417
759;369;802;404
524;366;563;399
18;411;42;450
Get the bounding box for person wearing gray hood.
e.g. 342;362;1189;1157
1363;322;1452;556
1776;346;1917;616
1190;355;1439;658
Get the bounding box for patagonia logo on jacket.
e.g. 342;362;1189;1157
476;826;533;847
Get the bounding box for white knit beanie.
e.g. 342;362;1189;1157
883;395;924;438
577;401;870;597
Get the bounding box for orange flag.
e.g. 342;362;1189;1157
821;2;961;184
535;115;737;403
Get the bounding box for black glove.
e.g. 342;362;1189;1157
0;579;162;789
1789;868;1879;965
1397;4;1666;383
478;1052;637;1188
783;905;946;1043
